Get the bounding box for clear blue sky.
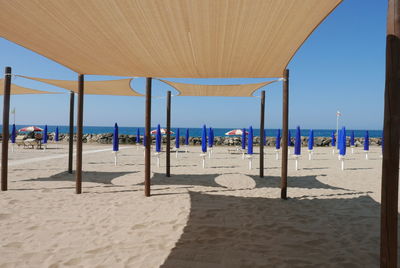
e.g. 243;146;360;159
0;0;386;130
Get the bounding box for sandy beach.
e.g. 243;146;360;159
0;143;391;267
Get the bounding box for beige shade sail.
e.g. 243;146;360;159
18;76;143;96
0;0;341;78
0;79;58;95
160;80;276;97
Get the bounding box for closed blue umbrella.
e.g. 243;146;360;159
337;129;342;152
308;129;314;151
340;127;346;156
43;125;48;144
201;125;207;153
247;126;253;155
11;124;16;144
364;131;369;151
136;128;141;144
113;123;119;152
55;126;59;142
241;128;246;150
288;130;292;146
294;126;301;156
350;131;355;146
331;130;336;147
185;128;189;145
208;127;213;148
175;128;180;149
143;131;147;147
156;124;161;153
276;129;281;150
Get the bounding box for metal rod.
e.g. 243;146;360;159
259;90;265;177
68;91;74;174
381;0;400;266
75;74;84;194
281;69;289;199
1;67;11;191
144;78;152;197
166;91;171;177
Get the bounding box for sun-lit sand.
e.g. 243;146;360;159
0;143;390;267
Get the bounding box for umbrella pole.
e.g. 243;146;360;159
1;67;11;192
351;146;354;154
176;149;178;158
295;158;298;171
11;143;14;153
275;150;279;160
166;91;171;177
75;74;84;194
281;69;289;199
341;158;344;171
114;151;118;166
366;152;369;160
144;78;152;197
259;90;265;178
68;91;74;174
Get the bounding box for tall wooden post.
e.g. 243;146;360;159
144;78;152;197
259;90;265;178
1;67;11;191
76;75;84;194
381;0;400;266
281;69;289;199
68;91;74;174
166;91;171;177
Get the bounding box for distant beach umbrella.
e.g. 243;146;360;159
201;125;207;153
43;125;48;144
136;128;141;144
19;126;43;132
364;130;369;160
241;128;246;150
185;129;189;145
294;126;301;156
308;129;314;151
156;124;162;153
208;127;213;148
276;129;281;150
339;127;346;170
308;129;314;160
11;124;16;144
225;129;247;136
175;128;180;149
113;123;119;152
55;126;59;142
151;128;174;135
247;126;253;155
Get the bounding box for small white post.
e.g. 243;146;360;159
332;149;335;155
351;146;354;154
275;150;279;160
288;148;290;155
341;158;344;171
249;158;252;170
242;151;245;160
308;150;313;160
11;143;14;153
208;150;211;159
156;154;160;168
114;151;118;166
185;145;188;153
176;149;178;158
200;153;206;168
365;152;369;160
295;158;298;171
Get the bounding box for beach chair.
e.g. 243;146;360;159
24;138;39;149
15;135;26;147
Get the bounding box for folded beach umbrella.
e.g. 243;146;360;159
331;130;336;154
175;128;180;158
339;127;346;170
200;125;207;168
42;125;48;151
143;131;147;147
113;123;119;165
241;128;246;150
136;128;140;144
308;129;314;160
185;128;189;152
247;126;254;169
350;130;355;154
275;129;281;160
294;126;301;170
55;126;59;142
156;124;162;153
208;127;213;148
364;130;369;160
11;124;16;152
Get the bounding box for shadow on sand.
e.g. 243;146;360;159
160;191;389;267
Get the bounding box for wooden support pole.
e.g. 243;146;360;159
75;75;84;194
381;1;400;266
166;91;171;177
259;90;265;178
281;69;289;199
68;91;74;174
1;67;11;191
144;78;152;197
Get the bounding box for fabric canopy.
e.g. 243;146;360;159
18;76;143;96
0;0;341;78
160;80;275;97
0;79;58;95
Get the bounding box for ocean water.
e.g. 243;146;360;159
5;125;383;138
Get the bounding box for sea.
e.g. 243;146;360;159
6;125;383;138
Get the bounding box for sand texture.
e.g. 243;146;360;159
0;143;396;267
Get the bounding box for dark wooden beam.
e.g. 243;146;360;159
281;69;289;199
1;66;11;191
259;90;265;178
381;0;400;266
75;74;84;194
144;77;152;197
68;91;74;174
166;91;171;177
